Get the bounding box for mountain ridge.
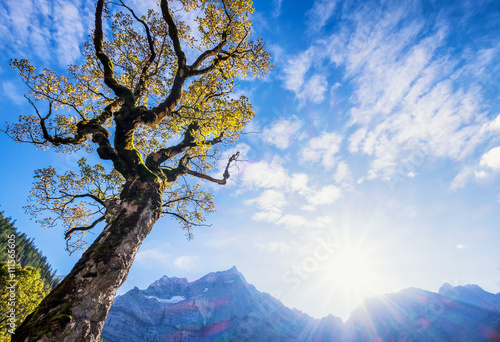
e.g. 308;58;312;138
102;267;500;341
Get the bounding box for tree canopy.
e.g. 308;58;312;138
6;0;272;253
8;1;271;339
0;263;50;340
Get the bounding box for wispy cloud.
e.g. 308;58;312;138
0;0;93;65
307;184;341;206
301;132;342;169
2;81;24;104
241;158;290;190
135;245;171;265
306;0;339;31
210;143;251;188
280;47;330;104
452;144;500;188
334;161;351;184
272;0;283;18
173;255;199;270
244;189;287;214
282;48;315;94
53;0;88;65
300;74;328;103
262;116;302;149
278;0;500;185
341;6;500;181
256;240;291;253
242;155;342;222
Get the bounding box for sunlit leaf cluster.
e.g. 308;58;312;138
0;263;50;340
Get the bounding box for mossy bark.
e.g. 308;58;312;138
13;178;164;342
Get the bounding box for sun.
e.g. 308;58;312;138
333;249;372;289
325;241;386;298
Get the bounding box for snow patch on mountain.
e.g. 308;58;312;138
144;295;186;303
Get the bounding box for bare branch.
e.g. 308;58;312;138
64;215;105;239
59;191;107;207
184;152;239;185
163;211;211;227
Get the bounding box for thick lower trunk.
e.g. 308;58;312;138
14;179;163;342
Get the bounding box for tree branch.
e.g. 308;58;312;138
138;0;191;124
188;0;233;76
118;0;156;100
145;121;223;170
184;152;239;185
22;97;123;171
94;0;135;106
64;215;105;239
159;0;186;70
187;29;250;77
59;191;107;207
163;211;211;227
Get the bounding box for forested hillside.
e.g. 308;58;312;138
0;211;58;289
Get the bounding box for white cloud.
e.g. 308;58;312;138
275;214;332;231
245;189;286;213
334;161;351;183
479;146;500;170
452;146;500;188
256;240;291;253
486;114;500;131
2;81;24;104
290;173;309;195
173;255;199;270
241;159;289;189
252;211;281;223
212;143;250;186
53;1;87;65
299;74;328;103
0;0;94;65
272;0;283;18
241;157;342;221
262;116;302;149
306;0;339;31
135;245;170;264
301;132;343;169
327;3;498;180
451;167;473;189
307;185;341;206
456;244;466;249
276;214;309;228
276;0;500;183
281;48;330;104
282;48;315;94
348;128;367;153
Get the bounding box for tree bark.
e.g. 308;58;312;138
14;178;164;342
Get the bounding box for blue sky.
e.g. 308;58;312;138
1;0;500;321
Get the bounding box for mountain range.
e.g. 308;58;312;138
101;267;500;341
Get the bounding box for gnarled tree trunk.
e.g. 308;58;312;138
14;178;164;342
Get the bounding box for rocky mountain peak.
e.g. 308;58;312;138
102;271;500;342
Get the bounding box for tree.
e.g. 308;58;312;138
0;212;59;289
0;263;50;341
6;0;271;340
